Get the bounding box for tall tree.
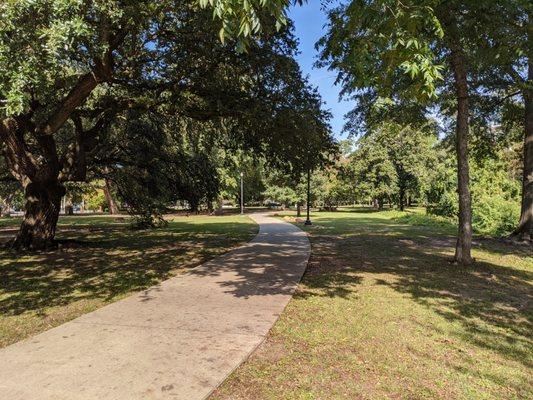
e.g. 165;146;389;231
475;1;532;241
318;0;507;264
0;0;306;248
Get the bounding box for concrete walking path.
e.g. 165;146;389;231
0;213;310;400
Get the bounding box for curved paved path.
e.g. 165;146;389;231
0;213;310;400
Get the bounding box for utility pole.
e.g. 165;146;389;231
240;172;244;215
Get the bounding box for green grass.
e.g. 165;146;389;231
212;209;533;400
0;214;258;348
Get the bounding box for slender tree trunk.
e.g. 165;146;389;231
103;178;119;215
214;198;224;215
399;186;406;211
449;42;473;265
13;180;66;249
297;201;302;217
1;194;13;216
65;196;74;215
190;199;199;214
513;62;533;241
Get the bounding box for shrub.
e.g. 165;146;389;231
427;190;458;218
472;195;520;236
426;152;520;237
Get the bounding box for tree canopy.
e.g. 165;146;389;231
318;0;532;263
0;0;335;248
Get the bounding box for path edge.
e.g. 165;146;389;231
202;214;311;400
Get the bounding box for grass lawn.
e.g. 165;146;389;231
212;209;532;400
0;214;258;348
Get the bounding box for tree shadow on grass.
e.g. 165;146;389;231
294;218;532;375
0;220;257;317
184;224;310;299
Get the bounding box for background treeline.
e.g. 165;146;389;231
232;116;522;238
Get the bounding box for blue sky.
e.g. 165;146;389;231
288;2;353;139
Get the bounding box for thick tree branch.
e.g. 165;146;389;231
59;112;115;182
0;118;38;183
33;28;128;170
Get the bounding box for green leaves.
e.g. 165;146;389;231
198;0;291;44
0;0;119;117
346;121;438;207
0;0;296;117
318;0;445;102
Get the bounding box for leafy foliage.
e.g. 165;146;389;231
263;185;298;207
345;122;437;209
427;150;521;236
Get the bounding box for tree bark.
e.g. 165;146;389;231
297;201;302;217
13;180;66;250
513;60;533;241
449;42;473;265
103;179;119;215
65;196;74;215
399;185;406;211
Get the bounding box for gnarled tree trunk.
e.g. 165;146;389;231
0;32;123;251
13;180;66;250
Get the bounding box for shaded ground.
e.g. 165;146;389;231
212;209;532;400
0;213;309;400
0;214;258;348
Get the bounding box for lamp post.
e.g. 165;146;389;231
240;172;244;215
305;167;312;225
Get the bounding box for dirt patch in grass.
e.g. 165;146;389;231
212;210;532;400
0;214;258;348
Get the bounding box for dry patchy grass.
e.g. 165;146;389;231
212;209;532;400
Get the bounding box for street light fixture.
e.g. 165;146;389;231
305;167;312;225
240;171;244;215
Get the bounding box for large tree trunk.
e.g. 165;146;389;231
450;43;473;265
103;178;119;215
13;181;66;250
513;64;533;241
